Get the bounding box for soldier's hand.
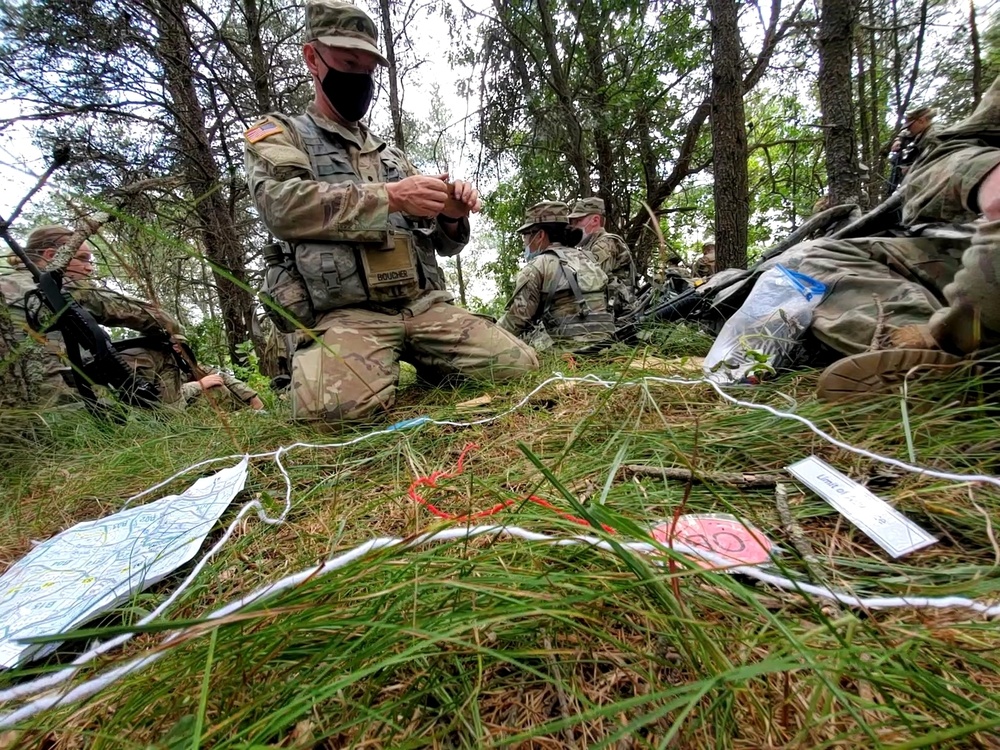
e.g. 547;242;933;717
442;179;482;219
199;373;225;390
386;174;450;218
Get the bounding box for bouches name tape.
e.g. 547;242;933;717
787;455;936;558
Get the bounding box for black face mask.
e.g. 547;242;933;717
317;55;374;123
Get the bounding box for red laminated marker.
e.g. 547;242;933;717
652;513;774;569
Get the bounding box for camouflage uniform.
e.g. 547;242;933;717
888;107;937;194
243;1;537;423
569;198;636;316
692;242;716;278
0;265;183;407
180;366;259;409
499;201;615;350
774;78;1000;356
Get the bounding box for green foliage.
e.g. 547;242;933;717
188;318;229;369
232;339;271;395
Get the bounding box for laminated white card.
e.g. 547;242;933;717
787;456;936;558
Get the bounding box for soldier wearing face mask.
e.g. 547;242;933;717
567;198;636;319
499;201;615;351
243;0;537;424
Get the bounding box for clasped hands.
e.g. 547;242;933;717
386;173;482;221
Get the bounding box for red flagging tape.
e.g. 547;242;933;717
407;442;615;532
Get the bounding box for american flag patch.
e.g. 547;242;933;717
244;120;283;144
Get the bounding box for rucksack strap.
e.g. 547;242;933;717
544;247;590;318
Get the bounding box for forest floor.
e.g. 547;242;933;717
1;324;999;749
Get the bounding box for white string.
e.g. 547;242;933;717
2;522;997;728
4;370;998;714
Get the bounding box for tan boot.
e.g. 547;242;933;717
816;348;965;402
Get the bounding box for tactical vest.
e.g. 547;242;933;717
535;245;615;343
262;114;448;331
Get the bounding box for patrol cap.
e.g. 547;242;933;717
304;0;389;66
905;106;933;123
517;201;570;233
568;197;605;219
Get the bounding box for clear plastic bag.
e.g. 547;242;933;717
703;264;826;384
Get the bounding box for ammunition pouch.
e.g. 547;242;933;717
260;242;316;334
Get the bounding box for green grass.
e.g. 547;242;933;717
1;335;1000;749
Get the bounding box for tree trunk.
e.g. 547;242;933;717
971;0;983;107
709;0;749;271
855;31;872;204
534;0;590;197
377;0;406;148
817;0;861;206
154;0;255;364
242;0;273;113
570;1;619;229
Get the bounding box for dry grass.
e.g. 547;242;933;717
1;339;1000;749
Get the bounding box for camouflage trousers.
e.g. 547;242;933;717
783;234;969;355
290;302;540;422
116;346;187;407
928;219;1000;354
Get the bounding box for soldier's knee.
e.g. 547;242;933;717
485;339;539;381
291;384;394;422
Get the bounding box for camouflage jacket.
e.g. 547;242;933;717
498;244;615;349
578;228;636;316
903;75;1000;226
244;106;468;316
579;229;635;284
180;365;258;408
0;267;181;336
0;265;182;404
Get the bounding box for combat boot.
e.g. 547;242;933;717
816;348;966;401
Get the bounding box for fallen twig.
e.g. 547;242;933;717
624;465;783;488
775;482;842;616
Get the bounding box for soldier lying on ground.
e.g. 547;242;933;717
687;77;999;400
245;0;537;424
815;81;1000;399
498;201;615;352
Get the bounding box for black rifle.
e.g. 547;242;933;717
0;150;160;409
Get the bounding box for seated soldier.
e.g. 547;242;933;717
888;106;936;194
765;77;1000;399
692;238;716;278
0;225;185;408
568;198;636;317
498;201;616;351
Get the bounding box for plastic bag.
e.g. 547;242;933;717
703;264;826;384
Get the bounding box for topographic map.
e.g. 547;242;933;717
0;459;248;668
